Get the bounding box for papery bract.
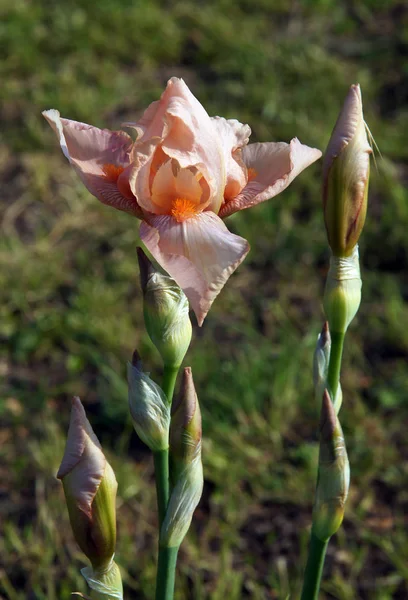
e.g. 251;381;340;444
43;77;322;324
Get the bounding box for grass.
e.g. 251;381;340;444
1;0;408;598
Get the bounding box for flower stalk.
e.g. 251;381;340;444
302;83;371;599
155;368;203;600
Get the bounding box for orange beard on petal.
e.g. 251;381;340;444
102;163;125;182
170;198;200;222
247;167;258;182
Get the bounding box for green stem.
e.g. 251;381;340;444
300;533;329;600
154;449;170;527
153;364;180;600
301;332;345;598
162;364;179;406
155;546;179;600
153;365;179;527
326;331;345;401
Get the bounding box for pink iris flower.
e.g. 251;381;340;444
43;77;321;325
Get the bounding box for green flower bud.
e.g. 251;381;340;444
323;246;361;334
312;390;350;542
160;368;203;548
313;322;342;413
127;351;170;452
137;248;192;368
58;398;118;572
323;84;371;257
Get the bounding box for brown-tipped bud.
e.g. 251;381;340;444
312;391;350;542
161;368;203;548
137;248;192;368
57;398;118;572
313;322;342;413
323;84;371;257
170;367;202;481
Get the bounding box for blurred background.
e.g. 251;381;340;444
1;0;408;598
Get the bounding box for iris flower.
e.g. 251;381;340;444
43;78;321;324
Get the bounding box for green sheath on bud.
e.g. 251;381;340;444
323;84;371;257
137;248;192;368
160;368;203;548
128;351;170;452
323;246;361;335
82;560;123;599
312;390;350;542
313;322;342;413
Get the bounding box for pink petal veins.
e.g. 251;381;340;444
42;109;143;217
219;139;322;218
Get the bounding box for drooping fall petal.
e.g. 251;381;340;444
42;109;142;217
219;138;322;218
140;212;250;325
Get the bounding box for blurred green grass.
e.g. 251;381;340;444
1;0;408;598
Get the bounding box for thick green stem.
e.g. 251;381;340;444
153;364;180;600
153;365;179;527
155;546;179;600
162;364;179;406
301;332;345;598
154;449;170;527
300;533;329;600
326;331;345;401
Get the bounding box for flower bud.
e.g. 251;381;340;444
160;368;203;548
127;351;170;452
169;367;202;482
312;390;350;542
58;398;118;572
323;84;371;257
137;248;192;368
313;322;342;413
323;246;361;334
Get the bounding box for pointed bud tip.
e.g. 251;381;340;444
131;349;142;368
320;389;337;442
319;321;331;346
172;367;196;420
137;247;155;292
57;397;102;480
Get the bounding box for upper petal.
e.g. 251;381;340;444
43;109;142;217
140;212;250;325
211;117;251;202
219;139;322;218
129;78;226;214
